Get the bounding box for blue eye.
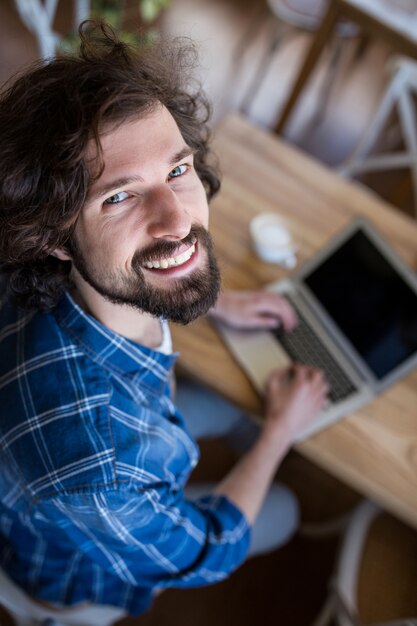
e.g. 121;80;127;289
169;164;187;178
104;191;130;205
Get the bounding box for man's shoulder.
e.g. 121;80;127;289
0;300;117;498
0;296;76;358
0;298;109;407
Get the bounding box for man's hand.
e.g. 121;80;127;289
264;364;329;446
209;290;297;331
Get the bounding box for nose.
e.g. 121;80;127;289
146;185;192;241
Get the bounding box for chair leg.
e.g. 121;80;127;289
397;88;417;217
293;32;358;134
239;20;288;116
239;26;281;115
299;511;352;538
307;501;381;626
335;500;381;625
310;592;339;626
219;5;272;118
309;34;345;128
232;4;269;65
352;33;370;63
338;69;404;177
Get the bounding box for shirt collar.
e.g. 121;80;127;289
52;292;178;381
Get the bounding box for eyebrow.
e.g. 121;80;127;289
87;144;195;203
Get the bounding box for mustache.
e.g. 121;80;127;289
132;224;213;267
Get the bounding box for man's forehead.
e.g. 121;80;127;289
84;105;186;174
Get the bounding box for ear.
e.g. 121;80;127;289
51;247;72;262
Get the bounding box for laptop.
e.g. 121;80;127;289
216;216;417;440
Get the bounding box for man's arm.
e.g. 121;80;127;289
214;364;328;523
209;289;327;524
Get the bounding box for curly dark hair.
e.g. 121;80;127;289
0;21;220;310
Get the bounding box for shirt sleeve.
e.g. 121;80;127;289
40;485;251;589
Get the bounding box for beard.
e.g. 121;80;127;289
68;224;221;325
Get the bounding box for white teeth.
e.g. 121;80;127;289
143;244;195;270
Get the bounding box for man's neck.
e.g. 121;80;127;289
70;278;163;350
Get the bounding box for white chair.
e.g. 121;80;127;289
234;0;358;117
0;565;125;626
310;499;417;626
12;0;91;59
337;55;417;218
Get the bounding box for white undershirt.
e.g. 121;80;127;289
155;318;172;355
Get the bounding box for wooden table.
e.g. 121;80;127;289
275;0;417;133
172;113;417;530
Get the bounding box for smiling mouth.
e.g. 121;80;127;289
142;243;196;270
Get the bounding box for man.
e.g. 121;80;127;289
0;22;327;624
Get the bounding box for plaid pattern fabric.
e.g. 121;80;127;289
0;292;250;616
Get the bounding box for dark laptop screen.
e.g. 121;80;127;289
304;229;417;379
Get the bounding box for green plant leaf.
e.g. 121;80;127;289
140;0;161;22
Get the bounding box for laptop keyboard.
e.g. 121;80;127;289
272;295;358;403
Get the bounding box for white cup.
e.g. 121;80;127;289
249;213;297;268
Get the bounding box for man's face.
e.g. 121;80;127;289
69;105;220;324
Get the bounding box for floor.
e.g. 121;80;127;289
0;1;416;625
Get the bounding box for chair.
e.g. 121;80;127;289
0;565;125;626
234;0;358;118
310;499;417;626
12;0;90;59
337;55;417;218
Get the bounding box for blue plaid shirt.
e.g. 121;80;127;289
0;292;250;615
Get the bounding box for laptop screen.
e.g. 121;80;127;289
304;229;417;380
